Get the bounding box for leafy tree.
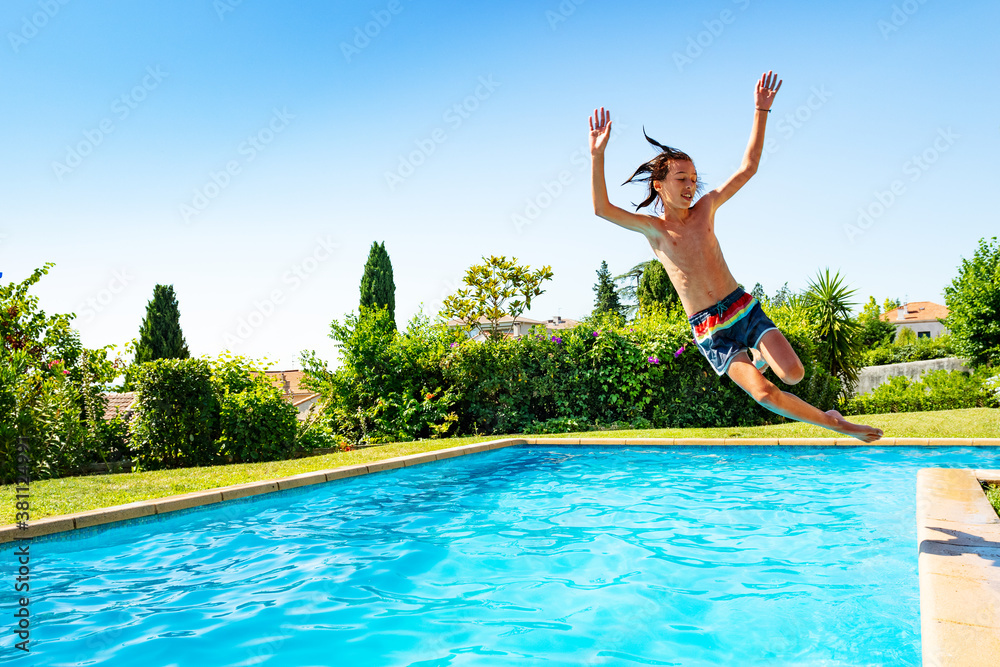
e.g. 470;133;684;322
441;255;553;340
360;241;397;331
804;269;862;392
751;282;767;303
943;237;1000;366
637;260;678;313
593;260;623;320
613;261;646;319
883;297;901;314
894;326;917;345
1;265;125;482
772;282;794;309
857;296;896;349
134;284;189;364
302;306;461;446
1;263;81;369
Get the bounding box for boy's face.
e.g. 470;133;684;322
654;160;698;209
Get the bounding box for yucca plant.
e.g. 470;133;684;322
805;269;863;393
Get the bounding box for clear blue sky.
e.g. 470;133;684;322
2;0;997;370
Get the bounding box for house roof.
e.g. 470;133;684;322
445;315;546;326
880;301;949;324
103;392;136;420
445;315;580;329
261;369;320;404
546;316;579;329
101;372;321;421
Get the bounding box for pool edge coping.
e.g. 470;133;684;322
917;467;1000;666
4;436;1000;544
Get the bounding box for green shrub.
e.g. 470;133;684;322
217;384;298;463
305;298;849;441
862;334;958;366
304;305;464;446
528;415;590;433
129;358;221;469
295;416;344;452
841;368;998;415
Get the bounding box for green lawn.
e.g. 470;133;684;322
3;407;998;525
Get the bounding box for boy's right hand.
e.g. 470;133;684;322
589;107;612;156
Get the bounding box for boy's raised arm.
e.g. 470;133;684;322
709;71;782;209
590;107;653;234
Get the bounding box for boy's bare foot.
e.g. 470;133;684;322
825;409;883;443
750;347;769;373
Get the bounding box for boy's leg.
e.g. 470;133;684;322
726;352;883;442
755;329;804;385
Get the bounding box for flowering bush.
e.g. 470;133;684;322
305;301;842;440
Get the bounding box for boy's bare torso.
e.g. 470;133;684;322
639;196;740;317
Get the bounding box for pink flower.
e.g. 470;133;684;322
551;336;563;344
62;370;70;375
592;330;600;337
647;356;660;365
674;346;686;358
450;342;458;348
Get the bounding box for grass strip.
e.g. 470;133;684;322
985;484;1000;518
2;407;998;524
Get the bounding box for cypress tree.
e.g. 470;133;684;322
135;284;190;364
637;260;678;312
359;241;396;330
592;260;622;317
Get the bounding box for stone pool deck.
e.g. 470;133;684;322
3;436;999;665
917;467;1000;666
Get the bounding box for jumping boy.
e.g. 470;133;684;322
589;71;882;442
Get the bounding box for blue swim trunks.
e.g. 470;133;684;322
688;287;778;376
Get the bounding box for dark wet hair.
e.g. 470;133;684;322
622;128;704;212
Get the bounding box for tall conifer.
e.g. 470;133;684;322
359;241;396;330
592;260;622;318
135;284;189;364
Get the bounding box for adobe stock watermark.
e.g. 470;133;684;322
546;0;585;30
341;0;406;63
222;235;338;347
843;126;958;243
76;268;133;324
427;274;466;322
512;119;628;234
214;0;244;21
51;66;168;182
7;0;71;53
179;107;295;224
384;75;501;191
673;0;752;72
758;85;833;167
878;0;930;38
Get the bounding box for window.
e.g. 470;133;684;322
917;331;931;338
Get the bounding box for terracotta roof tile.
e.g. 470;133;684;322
880;301;949;323
103;392;136;420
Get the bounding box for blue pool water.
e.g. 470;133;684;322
10;445;1000;666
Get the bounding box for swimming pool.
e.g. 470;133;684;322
15;445;1000;665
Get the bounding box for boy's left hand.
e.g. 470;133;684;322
755;70;782;111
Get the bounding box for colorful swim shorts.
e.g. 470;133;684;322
688;287;778;376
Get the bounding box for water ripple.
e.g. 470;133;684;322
18;445;1000;665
